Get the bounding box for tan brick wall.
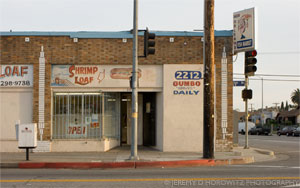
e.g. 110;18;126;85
0;34;233;151
214;38;233;151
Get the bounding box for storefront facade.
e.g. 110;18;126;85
0;31;233;152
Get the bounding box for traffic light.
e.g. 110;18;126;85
242;89;253;101
245;50;257;76
144;28;155;57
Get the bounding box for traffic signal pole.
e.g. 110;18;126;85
130;0;155;160
243;49;257;149
244;75;249;149
203;0;215;159
130;0;139;160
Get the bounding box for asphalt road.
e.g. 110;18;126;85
1;135;299;188
239;134;300;167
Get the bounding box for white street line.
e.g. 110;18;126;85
283;183;300;188
233;165;299;169
244;138;300;144
286;151;300;153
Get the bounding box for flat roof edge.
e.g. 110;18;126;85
0;30;232;38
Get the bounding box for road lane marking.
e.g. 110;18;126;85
285;151;300;153
240;138;300;144
234;165;285;168
233;165;299;169
283;183;300;188
1;177;300;183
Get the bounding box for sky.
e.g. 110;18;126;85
0;0;299;111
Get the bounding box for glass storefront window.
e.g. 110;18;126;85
103;93;119;137
52;92;120;139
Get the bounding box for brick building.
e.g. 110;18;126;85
0;31;233;152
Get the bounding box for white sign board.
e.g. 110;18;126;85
51;65;162;88
0;65;33;87
233;8;256;53
18;123;37;148
163;64;204;151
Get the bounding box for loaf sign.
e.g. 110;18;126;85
51;65;106;87
0;65;33;87
51;65;160;88
69;65;98;85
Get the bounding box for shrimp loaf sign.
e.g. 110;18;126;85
51;65;160;88
51;65;105;87
69;65;98;85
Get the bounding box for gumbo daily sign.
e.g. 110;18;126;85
173;70;202;95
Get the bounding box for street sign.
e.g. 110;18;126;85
233;81;245;87
233;7;256;53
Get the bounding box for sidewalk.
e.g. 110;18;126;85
0;146;275;169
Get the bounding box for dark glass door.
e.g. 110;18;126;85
143;93;156;146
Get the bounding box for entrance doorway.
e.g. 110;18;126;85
143;92;156;146
120;93;156;146
120;94;130;145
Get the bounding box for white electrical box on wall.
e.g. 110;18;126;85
18;123;37;148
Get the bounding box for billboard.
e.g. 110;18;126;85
233;7;256;53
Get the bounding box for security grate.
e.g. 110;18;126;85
52;92;120;139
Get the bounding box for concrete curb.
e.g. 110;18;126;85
18;161;135;169
0;157;254;169
215;156;254;165
253;148;275;156
0;163;19;168
135;159;215;168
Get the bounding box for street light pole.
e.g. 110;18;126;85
130;0;139;160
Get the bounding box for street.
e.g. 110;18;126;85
239;134;300;167
1;135;299;188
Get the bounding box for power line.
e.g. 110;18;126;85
233;77;300;82
233;73;300;77
258;51;300;55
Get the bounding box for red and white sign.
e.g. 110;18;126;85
0;65;33;87
51;65;162;88
67;124;87;138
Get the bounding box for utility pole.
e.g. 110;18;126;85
250;103;254;112
130;0;139;160
273;103;279;110
203;0;215;159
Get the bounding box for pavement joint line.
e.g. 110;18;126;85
1;177;300;183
